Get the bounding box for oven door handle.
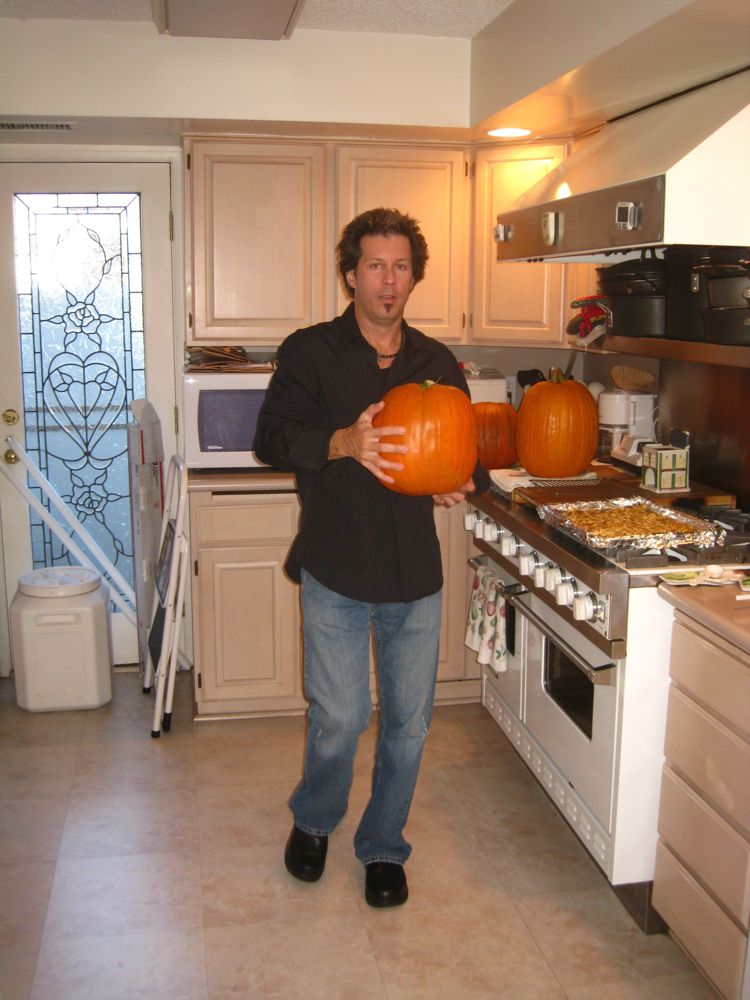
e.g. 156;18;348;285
508;594;614;685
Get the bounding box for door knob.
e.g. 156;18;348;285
4;448;18;465
2;409;19;426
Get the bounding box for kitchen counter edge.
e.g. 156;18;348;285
187;469;297;493
658;582;750;657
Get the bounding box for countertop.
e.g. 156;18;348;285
187;468;296;493
659;582;750;656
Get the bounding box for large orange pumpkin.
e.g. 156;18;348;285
373;380;477;496
473;402;518;470
516;376;598;477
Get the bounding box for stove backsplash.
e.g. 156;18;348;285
658;360;750;509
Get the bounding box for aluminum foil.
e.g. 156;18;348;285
536;496;725;551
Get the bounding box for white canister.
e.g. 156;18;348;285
598;391;631;428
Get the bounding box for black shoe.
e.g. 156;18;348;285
365;862;408;908
284;825;328;882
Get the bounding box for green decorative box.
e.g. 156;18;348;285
641;444;690;493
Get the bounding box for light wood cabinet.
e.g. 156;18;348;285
472;144;567;345
653;612;750;1000
188;476;478;716
189;484;306;716
185;139;328;344
336;145;469;343
434;502;480;697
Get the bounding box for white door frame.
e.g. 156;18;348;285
0;144;186;676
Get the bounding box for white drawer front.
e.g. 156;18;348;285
653;841;746;1000
664;687;750;838
658;765;750;929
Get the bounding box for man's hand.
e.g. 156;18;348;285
328;401;407;483
433;478;475;508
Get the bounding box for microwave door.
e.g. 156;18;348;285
198;388;263;457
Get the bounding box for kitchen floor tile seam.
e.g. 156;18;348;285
507;884;701;992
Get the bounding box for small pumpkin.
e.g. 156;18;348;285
516;374;598;478
373;380;477;496
473;402;518;470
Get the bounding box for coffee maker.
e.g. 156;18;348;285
597;391;656;466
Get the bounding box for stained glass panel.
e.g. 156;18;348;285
12;192;145;588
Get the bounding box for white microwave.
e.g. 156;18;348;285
182;370;273;469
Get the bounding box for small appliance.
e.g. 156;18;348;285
597;391;656;467
182;370;273;468
465;375;509;405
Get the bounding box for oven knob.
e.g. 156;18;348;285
473;518;488;539
573;593;604;622
518;552;539;577
544;565;562;591
500;534;520;558
463;511;478;532
533;563;550;587
555;579;577;606
482;520;500;542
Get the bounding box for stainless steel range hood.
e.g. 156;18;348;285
494;69;750;262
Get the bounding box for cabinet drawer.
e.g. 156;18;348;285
664;687;750;837
194;498;298;545
671;619;750;739
653;841;747;1000
658;765;750;928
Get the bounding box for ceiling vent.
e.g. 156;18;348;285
150;0;306;39
0;122;76;131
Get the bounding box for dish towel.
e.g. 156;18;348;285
465;565;508;674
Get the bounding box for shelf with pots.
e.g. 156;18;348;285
576;335;750;368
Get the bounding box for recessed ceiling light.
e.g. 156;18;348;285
487;127;532;138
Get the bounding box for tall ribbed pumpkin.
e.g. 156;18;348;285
516;375;598;477
373;380;477;496
473;402;518;470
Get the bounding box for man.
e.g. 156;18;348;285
253;207;489;908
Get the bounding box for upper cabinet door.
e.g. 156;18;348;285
337;146;469;343
472;145;566;345
186;139;327;343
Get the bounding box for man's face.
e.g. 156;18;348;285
346;234;415;328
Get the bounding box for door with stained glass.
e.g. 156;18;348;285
0;162;176;672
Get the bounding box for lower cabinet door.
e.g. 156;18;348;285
195;543;305;712
653;840;747;1000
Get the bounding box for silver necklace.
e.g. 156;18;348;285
376;331;403;361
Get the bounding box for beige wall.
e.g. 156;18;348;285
0;19;470;128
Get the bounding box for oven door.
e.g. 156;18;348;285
518;592;618;830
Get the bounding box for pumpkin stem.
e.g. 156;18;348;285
548;367;564;384
419;378;443;389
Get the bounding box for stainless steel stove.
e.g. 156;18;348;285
464;488;749;932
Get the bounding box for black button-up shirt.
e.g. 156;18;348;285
253;303;489;603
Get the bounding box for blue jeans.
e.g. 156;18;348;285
290;569;442;865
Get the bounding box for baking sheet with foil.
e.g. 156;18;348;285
536;496;725;551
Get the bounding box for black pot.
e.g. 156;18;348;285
702;305;750;345
597;251;667;297
693;264;750;308
664;246;709;341
608;294;666;338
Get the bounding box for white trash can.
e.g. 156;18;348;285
10;567;112;712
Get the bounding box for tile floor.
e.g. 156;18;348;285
0;670;719;1000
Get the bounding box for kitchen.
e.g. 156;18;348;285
1;1;749;997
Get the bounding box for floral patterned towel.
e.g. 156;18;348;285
465;565;508;674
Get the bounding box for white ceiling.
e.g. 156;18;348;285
0;0;515;39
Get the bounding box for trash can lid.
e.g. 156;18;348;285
18;566;102;598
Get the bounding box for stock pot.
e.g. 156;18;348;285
692;246;750;308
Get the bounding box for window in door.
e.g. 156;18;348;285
12;191;145;589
